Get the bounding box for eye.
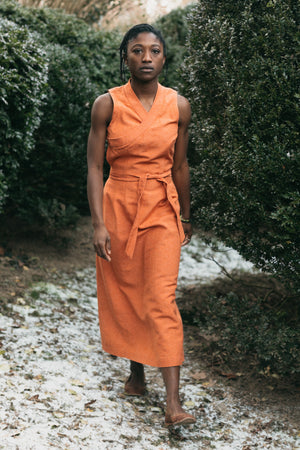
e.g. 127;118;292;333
152;48;161;54
132;48;142;54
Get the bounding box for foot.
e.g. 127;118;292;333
124;373;146;396
124;362;146;396
165;411;196;427
165;404;196;427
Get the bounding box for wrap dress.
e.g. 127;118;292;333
96;80;186;367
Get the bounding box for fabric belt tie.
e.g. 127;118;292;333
109;169;183;259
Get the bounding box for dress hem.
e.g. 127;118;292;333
102;344;184;368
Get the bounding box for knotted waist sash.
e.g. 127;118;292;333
109;169;184;258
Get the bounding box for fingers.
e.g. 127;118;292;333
181;222;192;246
106;236;111;256
181;233;192;246
94;237;111;262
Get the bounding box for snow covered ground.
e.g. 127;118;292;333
0;238;299;449
178;237;256;286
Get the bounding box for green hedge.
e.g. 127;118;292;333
0;0;120;228
0;0;120;87
154;6;192;90
182;0;300;290
12;44;97;227
0;17;48;215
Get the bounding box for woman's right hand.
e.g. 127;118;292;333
93;225;111;262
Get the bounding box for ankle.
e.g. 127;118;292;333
130;361;144;378
166;396;182;412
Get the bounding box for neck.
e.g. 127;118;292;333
130;78;159;99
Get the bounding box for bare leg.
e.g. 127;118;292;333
161;366;196;426
124;360;146;395
161;366;185;415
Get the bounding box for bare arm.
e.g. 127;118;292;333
87;93;113;261
172;94;192;245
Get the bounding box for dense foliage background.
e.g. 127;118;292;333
0;0;120;228
0;17;48;215
154;6;192;90
0;0;299;375
181;0;299;292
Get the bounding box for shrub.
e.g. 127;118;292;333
199;291;299;376
0;17;48;214
9;44;98;224
154;6;193;90
182;0;300;291
0;0;120;227
179;273;300;376
0;0;121;88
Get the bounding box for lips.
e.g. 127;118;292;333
139;67;154;72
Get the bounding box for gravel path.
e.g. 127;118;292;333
0;243;299;449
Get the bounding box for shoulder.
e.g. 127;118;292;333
177;94;191;126
92;92;113;113
91;92;113;126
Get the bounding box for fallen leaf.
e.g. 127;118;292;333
53;411;65;418
86;345;97;352
151;407;162;412
84;399;96;408
68;389;78;396
220;372;238;379
73;422;80;430
191;371;208;381
184;401;195;407
199;333;219;342
28;394;39;402
202;380;216;387
0;363;10;372
25;348;35;355
69;379;84;387
16;297;26;305
34;374;44;381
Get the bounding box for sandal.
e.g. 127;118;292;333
165;412;196;427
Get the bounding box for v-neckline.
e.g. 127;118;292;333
125;80;161;120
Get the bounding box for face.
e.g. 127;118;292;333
125;32;166;81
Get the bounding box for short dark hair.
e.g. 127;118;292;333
119;24;167;83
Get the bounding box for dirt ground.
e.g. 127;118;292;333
0;216;299;432
0;216;96;302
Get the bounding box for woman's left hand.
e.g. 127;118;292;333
181;222;192;246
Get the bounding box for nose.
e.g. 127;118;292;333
142;49;152;63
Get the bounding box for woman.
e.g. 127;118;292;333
87;24;196;427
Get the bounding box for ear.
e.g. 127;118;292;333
162;55;166;66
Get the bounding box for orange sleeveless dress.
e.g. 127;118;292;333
96;80;185;367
